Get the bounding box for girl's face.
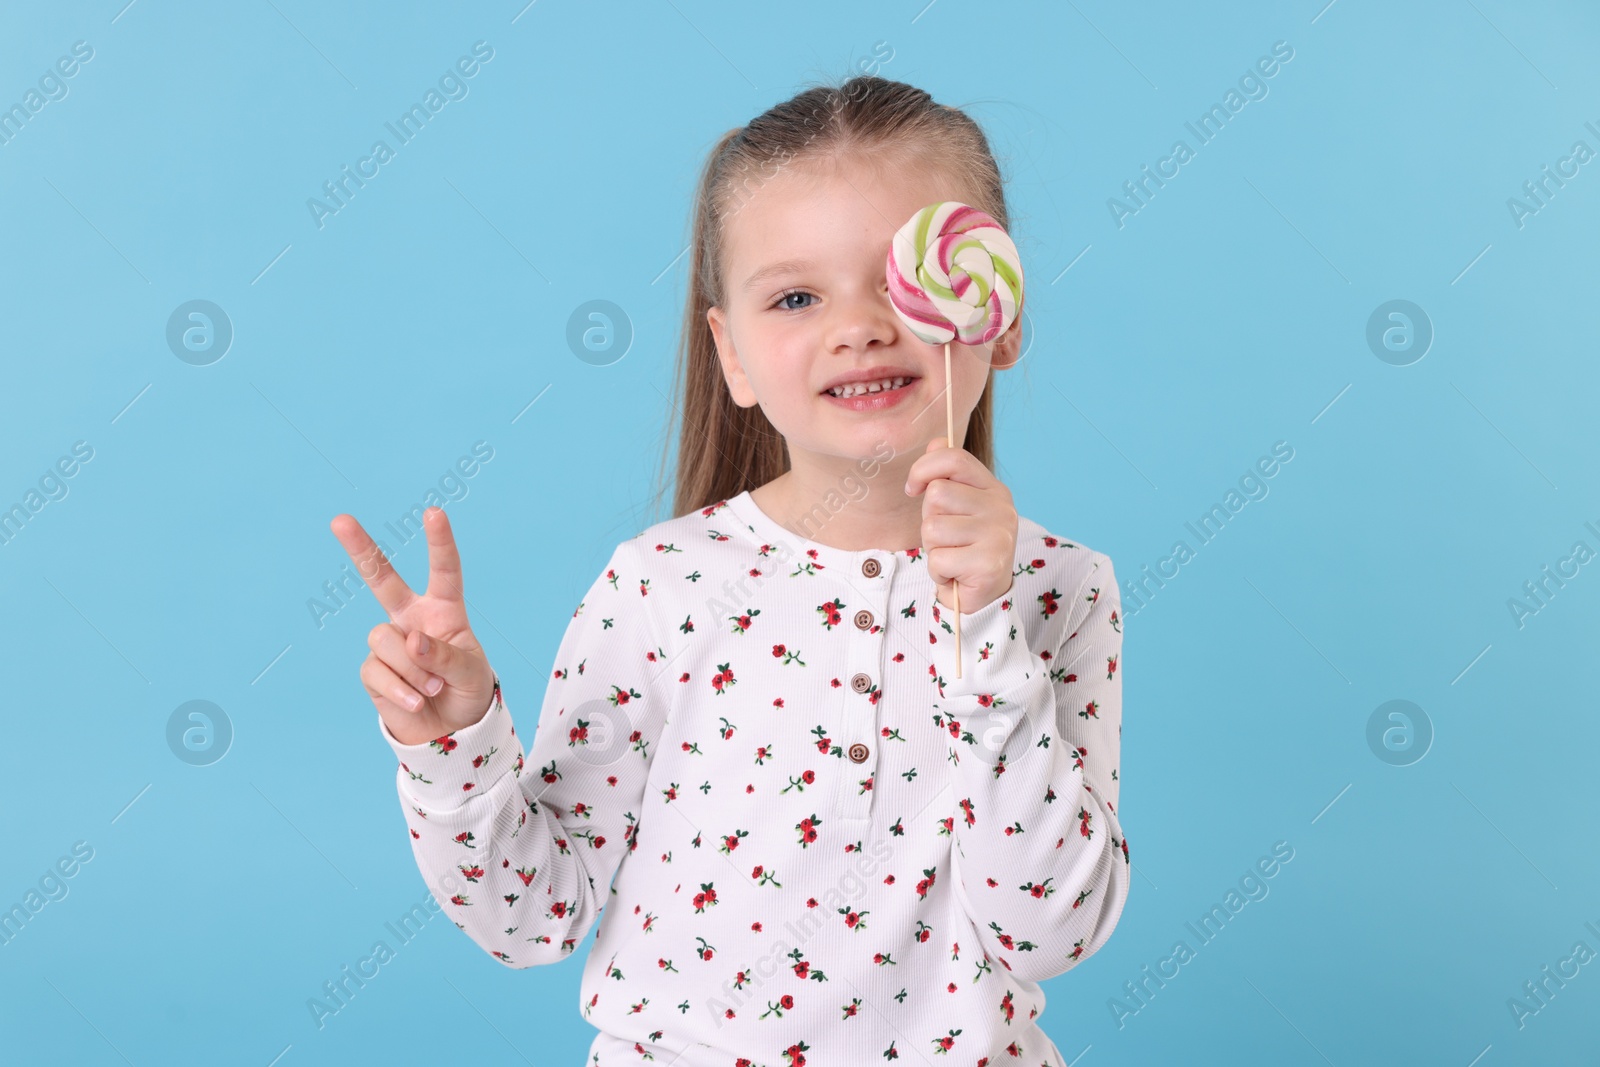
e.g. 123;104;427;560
706;151;1021;474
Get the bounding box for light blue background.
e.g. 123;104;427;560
2;1;1596;1064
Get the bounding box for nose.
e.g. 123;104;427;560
825;283;901;354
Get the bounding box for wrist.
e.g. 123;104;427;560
936;575;1013;616
385;719;438;748
937;591;1034;700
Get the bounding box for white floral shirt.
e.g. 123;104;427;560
379;489;1129;1066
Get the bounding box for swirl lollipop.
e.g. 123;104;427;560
886;201;1025;678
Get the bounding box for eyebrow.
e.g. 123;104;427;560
742;259;814;292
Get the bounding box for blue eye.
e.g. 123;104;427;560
774;290;816;311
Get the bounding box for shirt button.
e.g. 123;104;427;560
853;609;874;630
861;557;880;578
849;672;872;694
847;743;870;763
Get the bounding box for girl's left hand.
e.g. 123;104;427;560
905;436;1018;615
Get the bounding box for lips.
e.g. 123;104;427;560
823;375;918;399
819;376;920;412
818;365;923;395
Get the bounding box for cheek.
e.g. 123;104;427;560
956;346;995;392
749;332;809;391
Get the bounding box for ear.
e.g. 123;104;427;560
707;305;758;408
989;308;1025;371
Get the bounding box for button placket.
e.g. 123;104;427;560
836;553;893;825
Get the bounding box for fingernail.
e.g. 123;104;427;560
402;690;422;710
425;675;444;696
417;633;431;655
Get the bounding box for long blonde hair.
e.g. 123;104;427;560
653;74;1014;521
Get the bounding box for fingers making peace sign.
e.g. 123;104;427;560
329;506;497;747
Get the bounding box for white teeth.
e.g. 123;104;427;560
828;376;911;398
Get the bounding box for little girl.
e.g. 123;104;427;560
332;74;1128;1066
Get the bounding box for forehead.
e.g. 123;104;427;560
721;151;976;288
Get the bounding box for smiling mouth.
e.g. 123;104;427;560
822;375;918;399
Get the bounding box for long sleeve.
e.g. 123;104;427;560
932;550;1128;984
378;538;673;968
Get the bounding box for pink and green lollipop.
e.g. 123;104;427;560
885;201;1026;678
886;201;1023;346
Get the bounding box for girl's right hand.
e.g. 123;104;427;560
328;506;497;747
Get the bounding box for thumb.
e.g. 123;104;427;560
408;629;477;686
